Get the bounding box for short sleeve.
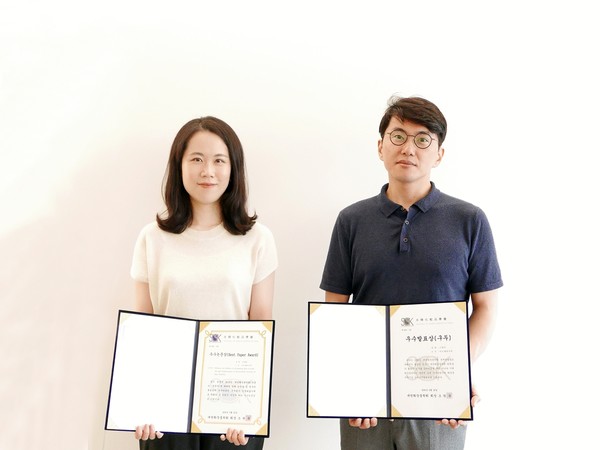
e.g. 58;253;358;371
467;209;503;293
130;225;150;283
253;223;278;284
320;212;353;295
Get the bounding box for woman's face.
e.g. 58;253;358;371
181;131;231;209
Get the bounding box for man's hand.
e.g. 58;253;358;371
348;418;378;429
436;385;481;429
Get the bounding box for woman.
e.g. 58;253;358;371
131;117;277;449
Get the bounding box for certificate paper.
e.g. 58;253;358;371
191;321;272;435
105;311;274;436
307;301;472;420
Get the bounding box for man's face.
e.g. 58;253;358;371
378;117;444;186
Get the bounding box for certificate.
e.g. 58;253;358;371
307;301;472;420
105;310;274;436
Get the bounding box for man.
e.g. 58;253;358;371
320;96;503;450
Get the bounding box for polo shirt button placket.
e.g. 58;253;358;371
400;234;409;251
399;208;410;252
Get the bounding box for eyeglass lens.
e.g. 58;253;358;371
389;130;433;149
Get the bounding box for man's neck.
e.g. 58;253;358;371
386;179;432;210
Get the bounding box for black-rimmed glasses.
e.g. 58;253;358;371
386;129;437;149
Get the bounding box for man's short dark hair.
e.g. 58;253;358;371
379;96;447;145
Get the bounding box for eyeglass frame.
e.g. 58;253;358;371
385;129;438;149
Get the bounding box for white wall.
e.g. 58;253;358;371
1;1;598;449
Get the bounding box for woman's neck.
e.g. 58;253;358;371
189;203;223;231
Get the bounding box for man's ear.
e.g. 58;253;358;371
377;139;384;160
433;146;445;167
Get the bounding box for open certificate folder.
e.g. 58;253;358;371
105;311;274;436
307;301;472;421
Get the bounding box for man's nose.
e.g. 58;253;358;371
400;140;416;155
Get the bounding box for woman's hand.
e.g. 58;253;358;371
134;424;163;440
220;428;249;446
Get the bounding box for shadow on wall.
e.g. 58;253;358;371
0;144;163;450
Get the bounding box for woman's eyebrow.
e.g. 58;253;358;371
187;151;229;158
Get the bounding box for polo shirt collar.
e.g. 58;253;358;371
377;182;441;217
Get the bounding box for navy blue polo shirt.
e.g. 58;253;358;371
320;183;503;305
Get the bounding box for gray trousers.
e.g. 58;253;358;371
340;419;466;450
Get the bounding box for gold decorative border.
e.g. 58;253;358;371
453;301;467;314
308;404;320;417
119;311;133;325
459;406;472;419
261;321;273;333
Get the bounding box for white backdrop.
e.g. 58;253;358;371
1;1;598;449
